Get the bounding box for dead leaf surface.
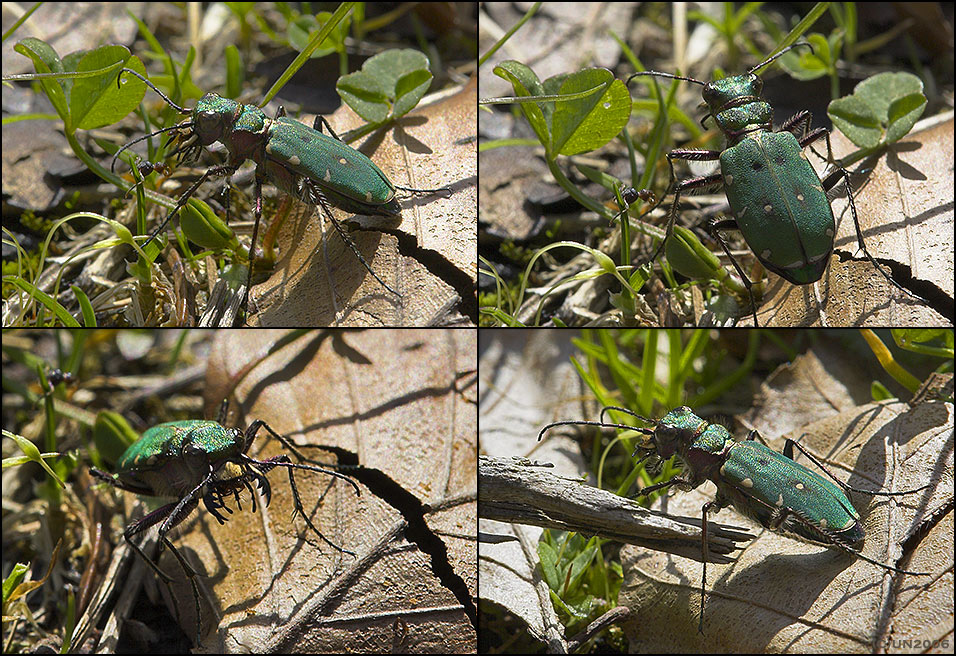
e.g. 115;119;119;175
159;330;476;652
251;80;477;326
619;353;953;652
757;113;954;326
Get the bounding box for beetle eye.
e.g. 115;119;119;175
197;111;217;129
182;441;204;458
195;111;222;144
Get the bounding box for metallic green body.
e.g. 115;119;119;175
702;74;835;285
646;407;863;544
88;388;362;645
720;132;834;283
113;420;244;499
718;440;862;543
649;406;733;462
111;66;436;320
266;116;399;215
191;93;400;216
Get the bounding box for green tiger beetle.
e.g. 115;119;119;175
89;400;360;644
624;43;928;325
538;405;931;632
112;68;450;324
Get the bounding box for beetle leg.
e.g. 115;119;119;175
154;467;219;542
819;162;930;305
243;421;361;493
139;163;240;252
280;454;356;556
236;420;361;554
709;217;760;325
122;501;193;568
651;149;723;266
697;497;723;634
778;109;830;163
783;438;933;497
308;183;402;297
312;114;342;141
769;506;929;576
119;497;204;644
632;473;695;499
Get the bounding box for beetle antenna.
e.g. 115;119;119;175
117;68;190;114
538;418;654;442
748;42;814;75
626;70;706;88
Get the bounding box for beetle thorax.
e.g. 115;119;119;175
679;424;734;482
703;74;773;143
